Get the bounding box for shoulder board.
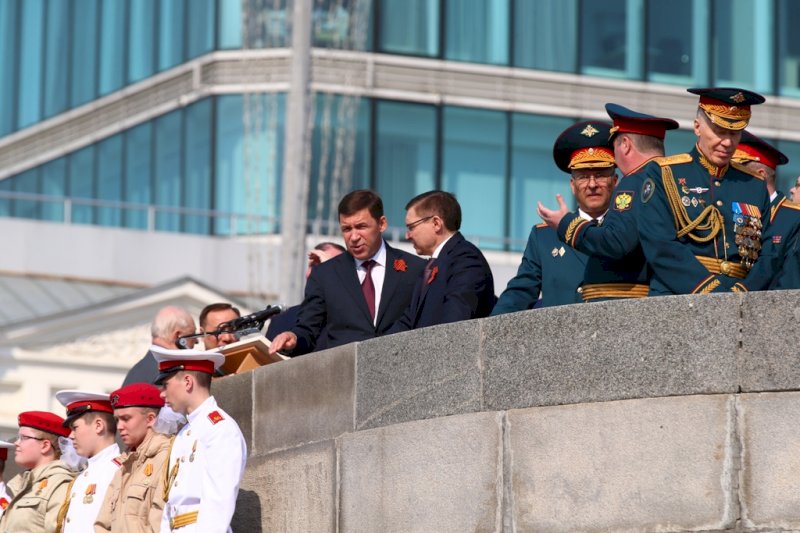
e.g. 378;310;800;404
730;161;764;180
208;411;225;425
534;223;548;229
653;153;693;167
780;199;800;211
112;455;125;467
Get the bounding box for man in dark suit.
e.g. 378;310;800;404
388;191;495;332
122;306;196;385
269;190;426;356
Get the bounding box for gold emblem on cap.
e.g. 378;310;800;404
730;92;745;103
581;125;599;137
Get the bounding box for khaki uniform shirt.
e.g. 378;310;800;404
94;432;171;533
0;460;75;533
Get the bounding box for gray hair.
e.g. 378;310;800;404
150;306;195;341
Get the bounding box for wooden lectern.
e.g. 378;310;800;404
217;334;288;376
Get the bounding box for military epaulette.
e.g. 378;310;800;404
208;411;225;425
778;199;800;211
731;161;763;180
534;222;548;229
112;454;126;467
654;153;693;167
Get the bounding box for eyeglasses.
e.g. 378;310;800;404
572;169;616;184
406;215;434;232
15;434;44;443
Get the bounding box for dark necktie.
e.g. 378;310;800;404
361;259;376;321
421;258;436;297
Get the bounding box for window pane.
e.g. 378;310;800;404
68;146;96;225
0;0;18;135
580;0;643;79
70;0;98;108
778;0;800;97
243;0;288;48
375;101;437;233
664;128;696;156
124;122;153;229
510;114;574;249
18;0;44;128
442;106;507;249
99;0;126;95
154;110;183;232
309;94;370;233
13;169;40;220
43;0;69;118
41;157;66;222
514;0;576;72
713;0;772;92
218;0;242;49
159;0;185;70
776;140;800;196
184;99;212;234
129;0;155;83
96;135;123;227
380;0;438;56
646;0;710;85
0;179;11;217
445;0;508;65
313;0;371;51
187;0;215;59
214;95;243;235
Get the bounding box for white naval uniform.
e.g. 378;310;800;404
0;482;9;519
160;397;246;533
61;443;121;533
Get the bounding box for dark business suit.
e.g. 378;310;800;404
388;232;495;332
122;350;157;386
291;242;426;354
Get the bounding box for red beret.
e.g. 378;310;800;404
109;383;164;409
18;411;70;438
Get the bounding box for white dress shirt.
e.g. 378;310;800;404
354;240;387;326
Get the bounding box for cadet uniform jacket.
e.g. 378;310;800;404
59;443;121;533
492;223;588;313
0;460;75;533
637;147;771;295
0;481;10;519
94;432;171;533
161;397;246;533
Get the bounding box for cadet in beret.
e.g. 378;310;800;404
54;390;120;533
539;103;679;301
94;383;171;533
0;412;75;533
154;346;246;532
492;120;617;312
635;87;771;294
0;441;14;518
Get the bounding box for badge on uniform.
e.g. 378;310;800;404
36;479;47;495
641;178;655;203
84;483;96;504
208;411;225;425
732;202;762;269
614;191;633;211
0;498;8;510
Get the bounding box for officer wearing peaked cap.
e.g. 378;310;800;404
94;383;171;533
53;391;120;533
732;129;789;212
540;103;680;301
493;121;617;312
0;441;14;519
153;346;246;533
635;87;772;295
0;412;75;533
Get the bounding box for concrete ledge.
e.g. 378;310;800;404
214;370;253;452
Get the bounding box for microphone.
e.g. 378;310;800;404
224;304;284;330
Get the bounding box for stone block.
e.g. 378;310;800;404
339;411;502;533
739;392;800;528
355;322;483;431
252;344;355;455
739;289;800;391
508;395;735;532
213;371;253;452
232;440;336;533
483;294;741;411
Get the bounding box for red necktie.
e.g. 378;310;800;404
361;259;376;321
421;258;436;297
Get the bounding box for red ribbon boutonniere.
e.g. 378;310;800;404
427;266;439;284
679;178;686;185
394;259;407;272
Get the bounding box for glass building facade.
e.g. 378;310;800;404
1;0;799;251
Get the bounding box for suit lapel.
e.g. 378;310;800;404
334;252;373;325
413;233;462;322
376;244;402;329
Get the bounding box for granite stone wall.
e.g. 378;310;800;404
215;290;800;532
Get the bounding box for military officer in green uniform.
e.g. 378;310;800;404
492;120;617;312
636;87;770;295
539;103;679;301
732;130;787;214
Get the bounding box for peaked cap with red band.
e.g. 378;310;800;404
553;120;616;174
731;130;789;170
18;411;70;438
150;345;225;385
55;390;114;427
688;87;765;131
109;383;164;409
0;440;13;461
606;103;679;141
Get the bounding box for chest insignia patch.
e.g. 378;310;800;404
614;192;633;211
642;178;655;203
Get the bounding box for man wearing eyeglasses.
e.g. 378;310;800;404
198;303;241;350
269;190;426;355
492;121;618;313
0;411;75;533
387;191;495;332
